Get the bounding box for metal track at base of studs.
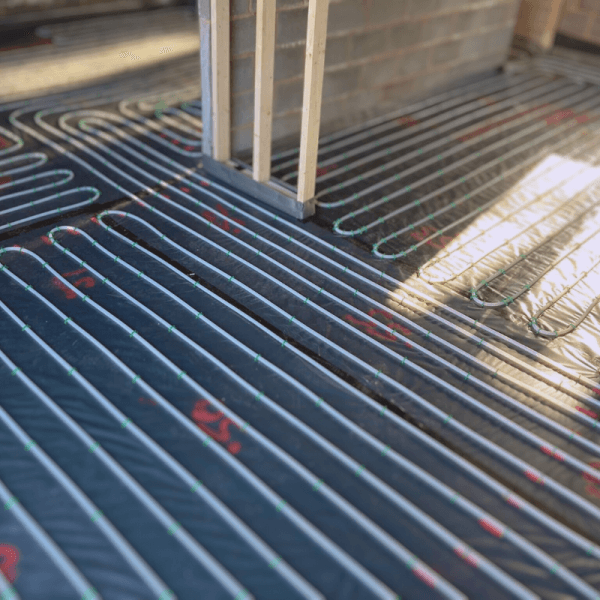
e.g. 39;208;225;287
2;60;600;600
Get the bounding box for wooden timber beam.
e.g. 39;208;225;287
201;0;328;219
297;0;330;205
210;0;230;161
253;0;277;182
513;0;567;51
198;0;212;156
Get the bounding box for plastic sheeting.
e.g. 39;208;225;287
1;60;600;600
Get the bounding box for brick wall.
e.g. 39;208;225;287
229;0;521;156
557;0;600;45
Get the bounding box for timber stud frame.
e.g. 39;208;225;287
199;0;331;220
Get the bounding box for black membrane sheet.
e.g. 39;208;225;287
1;63;600;600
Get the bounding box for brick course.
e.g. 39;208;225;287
230;0;521;155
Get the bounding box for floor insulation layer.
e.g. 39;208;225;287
2;46;600;600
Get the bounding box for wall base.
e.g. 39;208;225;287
202;156;315;220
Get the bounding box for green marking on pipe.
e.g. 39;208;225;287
90;509;103;523
3;496;18;510
167;522;181;535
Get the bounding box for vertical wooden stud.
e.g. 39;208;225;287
253;0;277;182
211;0;230;161
199;0;212;156
513;0;567;51
297;0;330;204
